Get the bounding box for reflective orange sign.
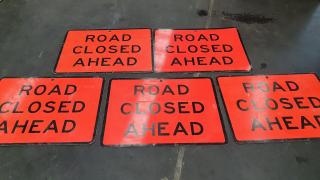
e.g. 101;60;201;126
218;74;320;142
55;29;152;73
103;78;225;146
0;77;103;144
154;28;251;72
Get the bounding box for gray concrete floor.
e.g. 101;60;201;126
0;0;320;179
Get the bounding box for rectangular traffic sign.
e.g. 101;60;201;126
154;28;251;72
0;77;103;144
55;29;152;73
103;78;225;146
218;73;320;142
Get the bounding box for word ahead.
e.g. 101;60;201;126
0;77;103;144
103;78;225;146
55;29;152;73
154;28;251;72
218;73;320;142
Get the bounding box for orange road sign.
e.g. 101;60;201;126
103;78;225;146
55;29;152;73
154;28;251;72
0;77;103;144
218;73;320;142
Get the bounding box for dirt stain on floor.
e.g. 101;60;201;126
222;12;274;24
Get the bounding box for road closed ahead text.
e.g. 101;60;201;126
218;74;320;142
103;78;225;146
0;78;103;144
